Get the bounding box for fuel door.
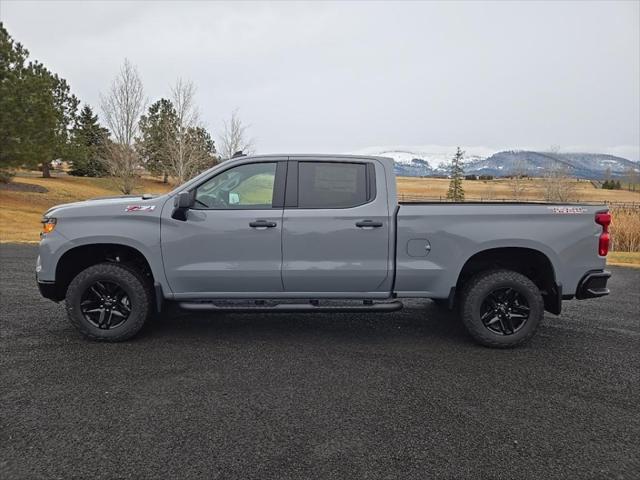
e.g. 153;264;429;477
407;238;431;257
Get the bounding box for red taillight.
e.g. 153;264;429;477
595;211;611;256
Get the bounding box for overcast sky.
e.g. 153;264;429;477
2;0;639;159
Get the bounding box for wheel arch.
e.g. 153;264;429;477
51;242;157;302
454;246;561;314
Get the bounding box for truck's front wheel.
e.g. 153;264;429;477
65;263;152;342
460;269;543;348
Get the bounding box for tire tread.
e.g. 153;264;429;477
460;269;543;348
65;262;152;342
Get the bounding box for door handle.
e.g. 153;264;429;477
355;220;383;228
249;220;277;228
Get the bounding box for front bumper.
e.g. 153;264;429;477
575;270;611;300
37;279;63;302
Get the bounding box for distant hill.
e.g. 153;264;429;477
353;146;640;179
465;151;639;179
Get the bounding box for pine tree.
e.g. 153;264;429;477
68;105;110;176
187;126;216;159
446;147;465;201
0;23;79;178
137;99;178;183
0;23;29;176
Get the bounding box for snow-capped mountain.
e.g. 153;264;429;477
354;145;493;172
352;146;640;179
465;151;640;179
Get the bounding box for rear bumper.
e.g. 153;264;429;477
575;270;611;300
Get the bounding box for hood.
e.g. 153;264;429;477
44;194;164;217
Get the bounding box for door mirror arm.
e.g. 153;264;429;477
172;191;195;221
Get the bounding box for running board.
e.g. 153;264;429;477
178;300;403;313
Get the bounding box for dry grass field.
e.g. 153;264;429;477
1;173;638;264
607;252;640;268
397;176;640;203
0;174;171;243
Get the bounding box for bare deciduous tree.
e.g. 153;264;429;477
508;158;529;200
483;179;496;200
164;78;217;184
624;166;639;192
544;163;576;202
100;59;145;194
219;109;254;161
104;143;139;195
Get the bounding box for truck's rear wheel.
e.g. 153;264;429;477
65;263;151;342
460;269;543;348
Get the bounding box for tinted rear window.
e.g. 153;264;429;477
298;162;368;208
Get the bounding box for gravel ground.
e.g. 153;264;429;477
1;244;638;479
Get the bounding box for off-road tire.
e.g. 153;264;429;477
65;262;152;342
460;269;543;348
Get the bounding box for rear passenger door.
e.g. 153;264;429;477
281;158;392;294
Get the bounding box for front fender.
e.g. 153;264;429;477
37;216;171;295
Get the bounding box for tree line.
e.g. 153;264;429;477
602;179;622;190
0;23;252;192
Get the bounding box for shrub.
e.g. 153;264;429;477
0;169;15;183
610;207;640;252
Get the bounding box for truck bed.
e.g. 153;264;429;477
393;202;607;299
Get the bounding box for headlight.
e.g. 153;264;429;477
41;217;57;235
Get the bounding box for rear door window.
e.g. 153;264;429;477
297;162;369;208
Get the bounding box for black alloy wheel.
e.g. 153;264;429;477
460;269;544;348
66;262;152;341
479;287;530;335
80;280;132;329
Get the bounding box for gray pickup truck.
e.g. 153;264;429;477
37;154;611;347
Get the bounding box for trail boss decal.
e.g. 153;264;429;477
125;205;156;212
547;206;587;214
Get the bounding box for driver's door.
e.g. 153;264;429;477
161;160;286;297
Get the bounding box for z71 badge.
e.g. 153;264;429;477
125;205;156;212
547;206;587;214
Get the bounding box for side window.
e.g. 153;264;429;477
194;162;277;209
298;162;370;208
